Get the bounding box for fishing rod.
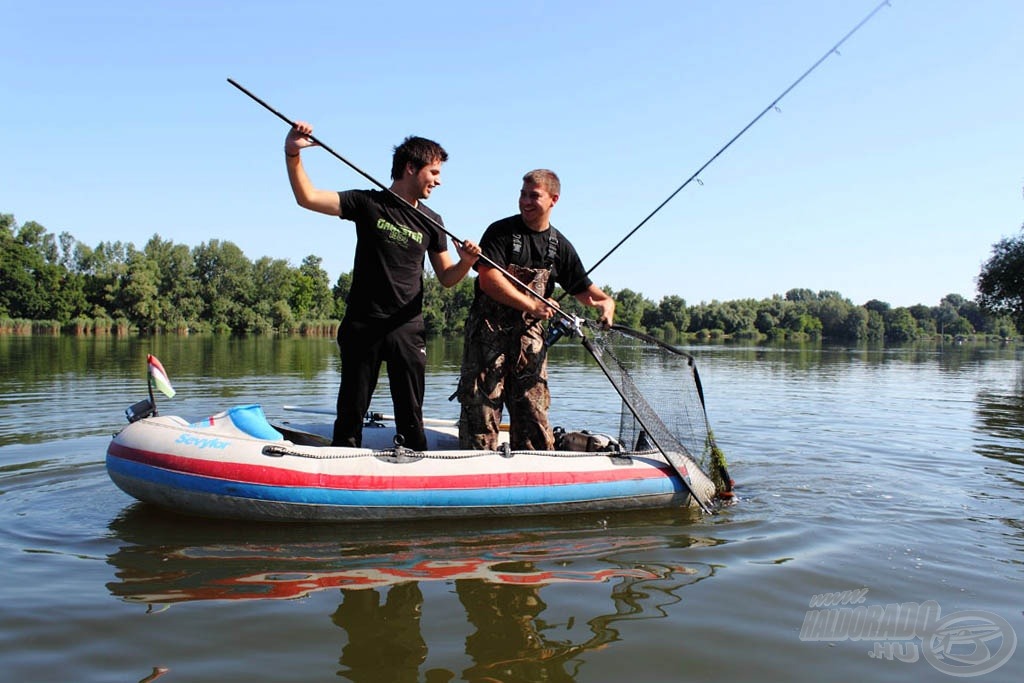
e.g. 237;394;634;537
227;78;582;334
578;0;891;284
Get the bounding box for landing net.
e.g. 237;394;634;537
582;324;732;507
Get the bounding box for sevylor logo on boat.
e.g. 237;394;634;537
175;433;231;450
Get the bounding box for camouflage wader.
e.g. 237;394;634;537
458;265;555;450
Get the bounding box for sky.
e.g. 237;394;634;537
3;0;1022;309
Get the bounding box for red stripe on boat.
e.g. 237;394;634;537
107;442;674;490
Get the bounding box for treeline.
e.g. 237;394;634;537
632;290;1018;342
2;213;1018;341
2;213;339;336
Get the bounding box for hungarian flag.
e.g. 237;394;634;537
147;354;176;398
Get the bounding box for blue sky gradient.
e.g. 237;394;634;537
3;1;1021;308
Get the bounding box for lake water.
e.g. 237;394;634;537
1;335;1022;682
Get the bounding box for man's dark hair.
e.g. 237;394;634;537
391;136;448;181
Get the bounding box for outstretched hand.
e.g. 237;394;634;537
285;121;319;155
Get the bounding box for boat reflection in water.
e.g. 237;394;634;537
107;505;720;681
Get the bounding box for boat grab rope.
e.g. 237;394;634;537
260;445;637;461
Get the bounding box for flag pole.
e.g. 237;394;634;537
147;364;158;415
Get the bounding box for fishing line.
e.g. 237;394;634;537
577;0;892;284
227;78;578;327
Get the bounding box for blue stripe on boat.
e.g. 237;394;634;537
107;455;683;508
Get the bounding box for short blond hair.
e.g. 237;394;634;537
522;169;560;196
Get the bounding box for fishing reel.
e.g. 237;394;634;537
544;314;584;347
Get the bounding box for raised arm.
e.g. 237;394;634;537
284;122;342;216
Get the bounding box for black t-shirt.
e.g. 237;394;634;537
477;215;592;297
338;189;447;319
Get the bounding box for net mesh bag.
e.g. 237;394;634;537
582;324;732;507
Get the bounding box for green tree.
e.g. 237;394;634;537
866;309;885;340
785;288;817;303
193;239;256;333
77;240;132;319
977;224;1024;330
908;304;932;324
123;248;162;332
721;299;758;335
933;301;959;337
171;254;202;326
864;299;891;317
840;307;869;340
809;296;853;339
147;235;202;329
421;275;446;334
253;256;296;330
297;255;334;320
947;316;975;336
642;295;689;336
612;288;653;330
941;293;966;309
688;299;757;336
885;307;919;342
438;275;476;334
333;271;353;320
1;214;43;318
988;315;1018;338
0;215;75;320
753;296;790;334
780;308;822;338
957;300;987;334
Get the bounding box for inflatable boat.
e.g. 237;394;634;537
106;404;717;522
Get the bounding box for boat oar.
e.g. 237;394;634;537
370;412;511;432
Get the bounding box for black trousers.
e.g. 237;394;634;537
333;314;428;450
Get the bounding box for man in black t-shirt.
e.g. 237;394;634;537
457;169;615;451
285;122;480;450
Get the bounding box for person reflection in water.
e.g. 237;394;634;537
456;576;576;683
332;583;427;683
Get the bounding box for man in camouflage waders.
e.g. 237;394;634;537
457;169;615;450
